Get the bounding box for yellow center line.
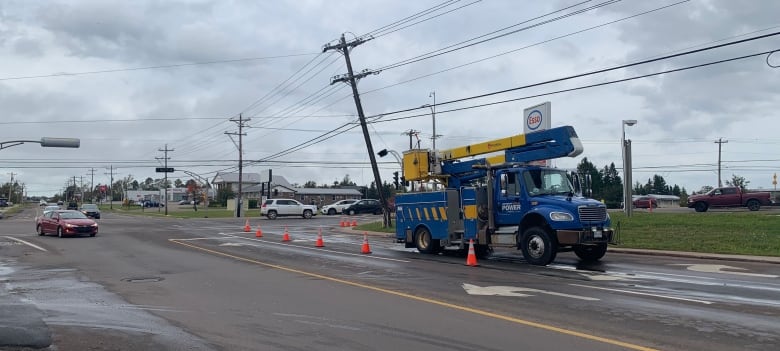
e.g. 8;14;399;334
169;239;658;351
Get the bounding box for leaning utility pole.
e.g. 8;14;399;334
323;34;391;227
157;144;174;216
226;114;250;218
715;138;728;187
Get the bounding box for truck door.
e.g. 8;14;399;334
495;170;523;226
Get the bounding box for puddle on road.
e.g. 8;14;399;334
0;262;214;350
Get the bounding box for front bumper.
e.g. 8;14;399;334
556;228;614;245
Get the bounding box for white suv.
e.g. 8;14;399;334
261;199;317;219
320;199;358;215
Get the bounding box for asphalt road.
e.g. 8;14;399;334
1;207;778;350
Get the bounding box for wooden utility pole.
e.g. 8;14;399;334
157;145;174;215
226;114;250;217
323;34;391;227
715;138;728;187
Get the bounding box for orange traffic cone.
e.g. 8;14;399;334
340;218;346;227
315;227;324;247
361;232;372;254
282;226;291;242
466;239;479;266
351;219;358;227
255;224;263;238
243;219;251;232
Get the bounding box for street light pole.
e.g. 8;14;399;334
621;120;637;217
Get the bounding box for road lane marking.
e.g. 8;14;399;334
671;264;779;278
570;284;714;305
170;239;659;351
2;236;47;252
463;283;600;301
215;233;410;263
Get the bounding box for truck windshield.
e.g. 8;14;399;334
523;169;575;196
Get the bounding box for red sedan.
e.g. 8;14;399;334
632;196;658;209
36;210;98;237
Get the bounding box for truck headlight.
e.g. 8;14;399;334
549;212;573;221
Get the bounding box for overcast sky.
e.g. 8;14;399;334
1;0;779;197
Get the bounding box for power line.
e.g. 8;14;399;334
0;53;319;82
375;0;624;72
368;31;780;122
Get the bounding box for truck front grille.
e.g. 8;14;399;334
578;206;607;222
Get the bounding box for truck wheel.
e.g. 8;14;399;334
746;199;760;211
414;227;440;254
573;244;608;262
520;226;557;266
302;210;313;219
694;202;708;212
266;210;278;219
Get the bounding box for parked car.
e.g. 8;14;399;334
36;210;98;237
632;196;658;209
139;200;164;208
260;199;317;219
79;203;101;219
67;202;79;210
342;199;383;215
0;198;8;207
39;200;48;206
320;199;358;215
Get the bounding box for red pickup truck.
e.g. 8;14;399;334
687;187;773;212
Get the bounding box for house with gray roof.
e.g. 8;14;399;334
212;172;362;207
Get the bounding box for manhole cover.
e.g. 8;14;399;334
121;276;164;283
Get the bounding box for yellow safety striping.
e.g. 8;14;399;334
438;207;448;221
407;208;413;220
169;239;658;351
415;208;422;221
463;204;477;219
430;207;439;220
423;207;430;221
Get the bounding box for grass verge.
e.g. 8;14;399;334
105;206;238;218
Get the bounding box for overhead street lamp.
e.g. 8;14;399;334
621;120;637;217
0;137;80;151
378;148;404;191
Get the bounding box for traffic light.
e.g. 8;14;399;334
393;171;400;190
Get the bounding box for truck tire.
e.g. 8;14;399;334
414;227;440;254
573;244;607;262
266;210;278;219
302;209;313;219
694;202;708;212
520;226;557;266
746;199;760;211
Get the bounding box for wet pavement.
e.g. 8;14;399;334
0;259;215;351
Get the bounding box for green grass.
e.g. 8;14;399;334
105;206;238;218
356;212;780;257
612;212;780;256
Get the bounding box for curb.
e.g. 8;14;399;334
608;248;780;265
331;227;780;264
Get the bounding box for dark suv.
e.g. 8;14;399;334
342;199;383;215
0;198;7;207
67;202;79;210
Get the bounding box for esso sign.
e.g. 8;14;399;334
99;185;107;192
526;110;543;130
